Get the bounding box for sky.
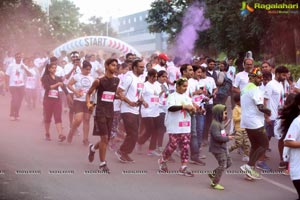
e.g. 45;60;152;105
70;0;155;22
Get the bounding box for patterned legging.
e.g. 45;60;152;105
162;134;191;163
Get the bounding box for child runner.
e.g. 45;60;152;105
158;77;196;177
208;104;234;190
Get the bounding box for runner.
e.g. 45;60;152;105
86;58;120;173
67;60;94;145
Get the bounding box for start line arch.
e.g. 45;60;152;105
53;36;141;57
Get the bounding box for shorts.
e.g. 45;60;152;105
73;100;91;114
264;120;275;138
92;116;113;138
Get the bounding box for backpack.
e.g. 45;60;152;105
217;74;232;96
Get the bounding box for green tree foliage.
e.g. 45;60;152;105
0;0;51;53
49;0;82;42
80;16;116;37
147;0;300;63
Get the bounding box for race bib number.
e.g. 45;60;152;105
101;91;115;102
221;129;226;137
179;121;190;127
150;96;159;103
48;89;59;98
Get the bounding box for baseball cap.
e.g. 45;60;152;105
248;67;263;78
158;53;169;61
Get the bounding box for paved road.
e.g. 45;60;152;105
0;95;297;200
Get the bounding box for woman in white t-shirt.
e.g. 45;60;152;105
282;93;300;200
158;77;196;177
67;61;94;145
137;69;161;156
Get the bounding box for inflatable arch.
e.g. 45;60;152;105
53;36;141;57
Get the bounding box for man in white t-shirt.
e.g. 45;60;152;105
64;51;81;127
240;67;271;180
5;52;26;120
89;54;105;78
153;53;168;72
264;66;289;170
115;59;145;163
233;58;254;94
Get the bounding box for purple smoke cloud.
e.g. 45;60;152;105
173;2;210;64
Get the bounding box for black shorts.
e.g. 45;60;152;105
73;100;91;114
92;116;113;138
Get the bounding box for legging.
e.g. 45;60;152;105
162;134;191;163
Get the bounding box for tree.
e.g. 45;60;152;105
0;0;52;54
146;0;300;63
49;0;82;42
80;16;117;37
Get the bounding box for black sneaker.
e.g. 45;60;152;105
88;144;95;163
115;150;128;163
278;161;287;169
190;158;206;166
99;164;110;174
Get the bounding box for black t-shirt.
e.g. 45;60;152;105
42;75;68;100
95;76;120;118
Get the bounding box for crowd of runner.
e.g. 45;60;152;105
1;50;300;196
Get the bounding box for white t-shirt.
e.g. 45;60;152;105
119;71;144;115
157;82;168;113
64;63;81;92
90;60;104;79
295;78;300;89
241;83;265;129
33;57;45;69
188;78;206;106
284;115;300;180
165;92;193;134
25;68;38;89
264;79;284;120
72;73;94;102
140;81;161;118
233;71;249;91
167;64;180;91
5;63;25;87
202;76;217;105
226;66;236;82
153;64;166;72
113;74;125;112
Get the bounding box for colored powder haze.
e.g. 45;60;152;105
173;2;210;64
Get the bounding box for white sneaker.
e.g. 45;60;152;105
242;156;250;162
147;150;161;156
240;164;251;172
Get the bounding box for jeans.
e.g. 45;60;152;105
190;113;205;159
119;113;140;154
9;86;25;117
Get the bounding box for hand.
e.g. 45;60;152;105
74;90;82;98
127;101;137;107
264;108;271;117
58;82;64;87
87;102;95;111
143;102;149;108
228;135;234;140
66;94;73;107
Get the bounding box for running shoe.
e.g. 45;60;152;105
190;158;206;166
278;161;287;169
179;166;194;177
45;133;51;141
240;164;262;180
158;158;168;173
88;144;95;163
58;134;66;142
211;183;225;190
147;150;161;157
256;161;271;171
99;164;110;174
123;153;135;163
242;155;249;162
